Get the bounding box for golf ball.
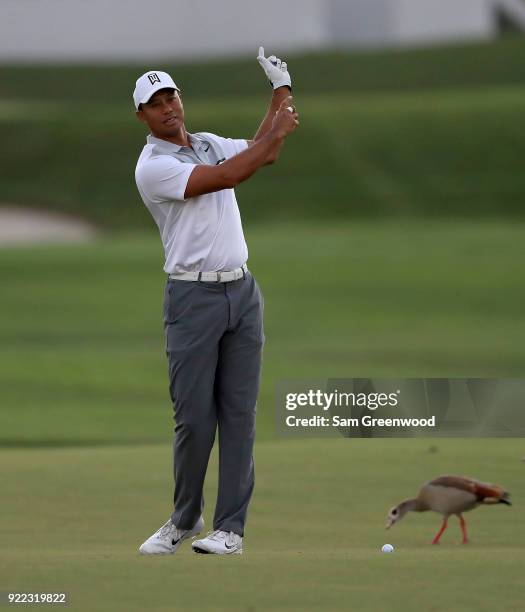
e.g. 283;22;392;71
381;544;394;553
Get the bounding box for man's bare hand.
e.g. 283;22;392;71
270;96;299;139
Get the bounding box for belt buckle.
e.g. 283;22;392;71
216;271;221;283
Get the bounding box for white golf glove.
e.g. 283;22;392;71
257;46;292;90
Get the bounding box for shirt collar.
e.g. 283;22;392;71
147;132;208;153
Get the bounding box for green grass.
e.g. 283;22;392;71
1;37;525;226
1;221;525;610
2;37;525;609
1;221;524;447
1;439;523;611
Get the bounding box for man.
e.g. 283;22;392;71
134;48;299;555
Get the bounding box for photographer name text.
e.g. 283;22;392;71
285;414;436;428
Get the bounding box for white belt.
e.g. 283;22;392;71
168;264;248;283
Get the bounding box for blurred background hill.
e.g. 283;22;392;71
0;37;524;228
1;0;525;229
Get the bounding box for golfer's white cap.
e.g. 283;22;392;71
133;70;180;109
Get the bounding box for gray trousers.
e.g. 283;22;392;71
163;271;264;536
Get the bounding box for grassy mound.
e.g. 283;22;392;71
1;37;524;227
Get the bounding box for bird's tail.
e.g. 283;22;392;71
476;482;511;505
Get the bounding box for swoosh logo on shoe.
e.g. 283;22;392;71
224;542;236;549
172;538;181;546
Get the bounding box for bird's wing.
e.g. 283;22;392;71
428;475;508;501
429;476;476;494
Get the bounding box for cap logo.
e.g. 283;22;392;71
147;73;161;85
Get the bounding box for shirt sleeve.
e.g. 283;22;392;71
198;132;249;159
227;138;249;157
136;156;197;203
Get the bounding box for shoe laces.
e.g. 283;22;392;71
207;529;235;544
157;520;177;539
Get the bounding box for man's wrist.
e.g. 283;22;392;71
271;86;293;110
267;126;287;142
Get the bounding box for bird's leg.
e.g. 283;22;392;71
458;514;468;544
431;517;448;544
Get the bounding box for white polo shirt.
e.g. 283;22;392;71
135;132;249;274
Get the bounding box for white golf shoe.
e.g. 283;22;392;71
139;516;204;555
192;529;243;555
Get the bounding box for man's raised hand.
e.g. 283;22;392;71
257;46;292;90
